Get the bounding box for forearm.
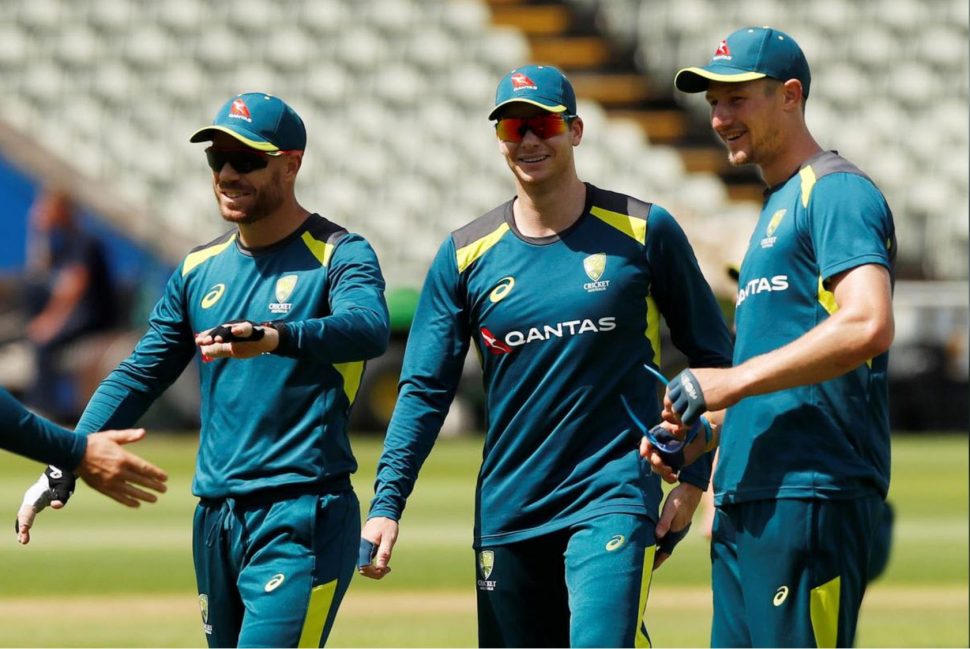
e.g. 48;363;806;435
0;389;85;469
730;306;891;403
273;306;390;362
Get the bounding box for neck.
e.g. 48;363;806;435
512;174;587;238
761;131;824;188
236;198;311;249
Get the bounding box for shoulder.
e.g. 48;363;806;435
801;151;887;206
451;200;513;274
586;184;660;246
303;213;350;246
181;229;237;276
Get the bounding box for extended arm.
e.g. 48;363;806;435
665;263;893;420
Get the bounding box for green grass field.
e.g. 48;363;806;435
0;433;966;647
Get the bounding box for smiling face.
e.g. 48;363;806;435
208;132;288;225
494;103;583;188
705;78;787;170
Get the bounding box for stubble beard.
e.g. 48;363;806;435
216;169;285;225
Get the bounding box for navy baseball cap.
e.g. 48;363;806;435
488;65;577;120
190;92;306;152
675;27;811;97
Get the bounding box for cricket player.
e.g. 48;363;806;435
653;27;896;647
16;93;389;647
360;65;732;647
1;386;166;524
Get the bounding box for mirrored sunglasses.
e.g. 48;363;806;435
494;114;574;143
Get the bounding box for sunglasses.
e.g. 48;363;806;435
205;147;290;174
495;114;575;143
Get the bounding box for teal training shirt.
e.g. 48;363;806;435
75;215;389;498
369;184;733;547
0;387;86;469
716;151;896;506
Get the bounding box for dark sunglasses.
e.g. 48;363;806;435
205;147;281;174
495;114;575;143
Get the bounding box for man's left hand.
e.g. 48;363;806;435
196;320;278;359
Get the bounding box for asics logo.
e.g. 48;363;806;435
265;574;285;592
605;535;626;551
489;277;515;303
202;283;226;309
773;586;789;606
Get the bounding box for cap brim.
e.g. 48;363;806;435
487;99;568;121
674;67;767;93
189;126;281;152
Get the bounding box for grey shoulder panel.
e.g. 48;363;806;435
305;213;349;246
451;202;510;249
809;151;872;182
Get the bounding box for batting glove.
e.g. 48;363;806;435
657;523;692;556
357;538;378;570
15;465;76;534
667;369;707;426
209;320;265;342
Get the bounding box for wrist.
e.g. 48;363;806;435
260;321;294;356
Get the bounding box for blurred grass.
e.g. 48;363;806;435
0;432;965;647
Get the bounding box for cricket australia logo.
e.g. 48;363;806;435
269;275;298;314
198;594;212;635
477;550;497;591
583;253;610;293
761;209;786;249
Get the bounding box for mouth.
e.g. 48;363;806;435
518;154;550;164
722;131;746;144
219;188;251;201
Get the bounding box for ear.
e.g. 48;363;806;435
285;152;303;178
570;116;584;146
781;79;805;109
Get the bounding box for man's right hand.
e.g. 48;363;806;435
358;516;399;579
15;428;168;545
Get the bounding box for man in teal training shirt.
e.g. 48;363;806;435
653;27;896;648
360;65;732;647
16;93;389;648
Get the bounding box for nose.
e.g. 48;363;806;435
216;162;241;179
711;104;731;131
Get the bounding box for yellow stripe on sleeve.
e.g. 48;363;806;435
591;206;647;245
334;361;365;405
182;234;236;276
800;166;817;208
635;545;656;648
645;295;661;367
302;232;335;267
817;276;839;316
810;575;841;648
298;579;338;648
456;223;510;273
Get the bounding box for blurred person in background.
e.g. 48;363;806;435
22;188;118;422
15;93;389;648
650;27;896;647
360;65;731;648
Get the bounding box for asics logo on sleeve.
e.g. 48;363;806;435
264;573;286;592
736;275;789;306
489;277;515;303
773;586;789;606
605;534;626;551
202;283;226;309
